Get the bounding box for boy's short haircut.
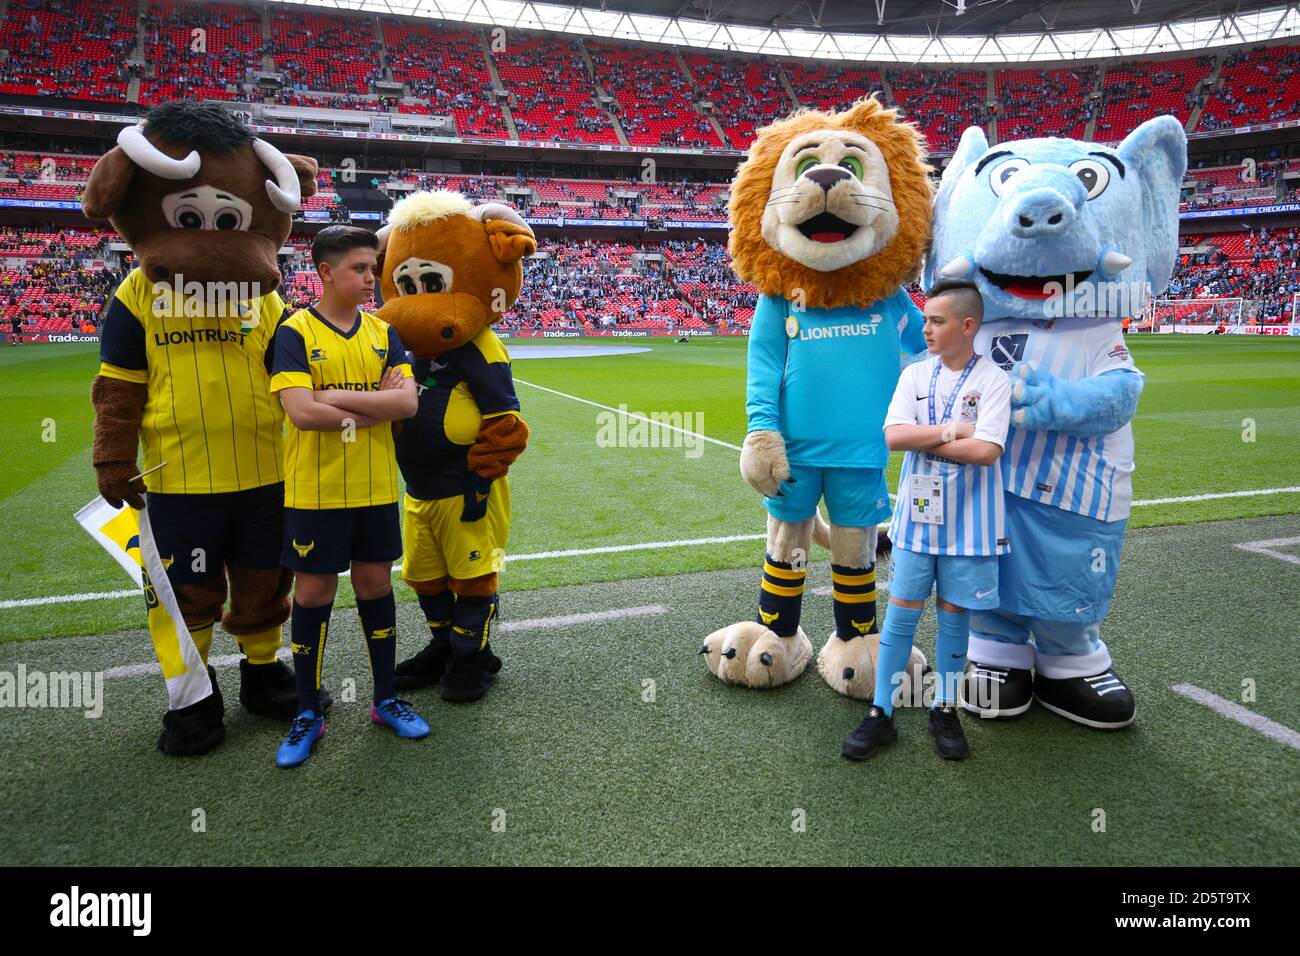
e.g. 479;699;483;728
311;226;379;271
925;278;984;324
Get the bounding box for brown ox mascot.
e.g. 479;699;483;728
82;101;319;755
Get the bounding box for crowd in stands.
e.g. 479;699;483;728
1;0;1299;156
784;63;881;114
0;0;137;102
1;218;1297;334
1;259;120;336
887;68;990;151
589;44;721;148
1199;46;1300;131
383;21;507;138
686;55;791;148
492;34;617;145
1094;57;1213;137
138;0;264;106
1160;225;1299;322
997;67;1097;140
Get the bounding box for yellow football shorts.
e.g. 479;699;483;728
401;478;511;583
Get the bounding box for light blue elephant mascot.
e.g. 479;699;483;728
927;116;1187;729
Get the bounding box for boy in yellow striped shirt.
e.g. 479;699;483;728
268;226;424;767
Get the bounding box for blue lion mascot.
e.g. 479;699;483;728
927;116;1187;728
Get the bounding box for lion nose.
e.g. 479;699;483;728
441;327;455;340
804;167;851;191
1007;188;1077;238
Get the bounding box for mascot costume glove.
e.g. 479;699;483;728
926;115;1187;729
374;191;536;703
700;96;935;699
82;101;318;755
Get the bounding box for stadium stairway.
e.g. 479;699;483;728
986;67;998;143
575;37;630;148
1084;64;1104;140
1187;52;1224;133
261;5;273;72
477;30;517;140
776;63;801;108
877;70;895;109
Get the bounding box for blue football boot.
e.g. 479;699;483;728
275;710;325;768
370;696;430;739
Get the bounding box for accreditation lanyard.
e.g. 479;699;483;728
927;354;979;426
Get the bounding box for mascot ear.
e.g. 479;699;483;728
1117;115;1187;294
82;147;136;221
468;203;536;264
284;154;319;200
484;219;537;265
374;223;391;276
925;126;988;288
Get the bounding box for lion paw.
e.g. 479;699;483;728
700;621;811;688
816;631;928;701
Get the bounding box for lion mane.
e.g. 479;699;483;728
728;96;933;311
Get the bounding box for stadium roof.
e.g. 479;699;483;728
310;0;1300;61
579;1;1287;36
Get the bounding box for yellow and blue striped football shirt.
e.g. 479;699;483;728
269;306;411;510
97;267;288;495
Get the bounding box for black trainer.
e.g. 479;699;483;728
928;705;971;760
439;653;494;703
394;633;452;691
960;662;1033;719
158;666;226;756
1034;669;1135;730
240;658;332;720
841;706;898;761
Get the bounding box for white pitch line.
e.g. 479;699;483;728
1;588;140;609
515;378;743;451
105;650;258;680
1233;536;1300;567
508;534;764;561
100;605;669;679
1171;683;1300;752
9;482;1300;610
1133;486;1300;506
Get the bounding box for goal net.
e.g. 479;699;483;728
1147;297;1243;332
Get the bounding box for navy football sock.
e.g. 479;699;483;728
450;593;497;658
290;599;332;717
831;563;878;639
756;553;806;637
357;591;398;704
416;590;454;644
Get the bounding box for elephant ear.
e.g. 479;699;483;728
925;125;988;289
1117;115;1187;295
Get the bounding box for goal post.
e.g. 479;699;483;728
1148;297;1243;331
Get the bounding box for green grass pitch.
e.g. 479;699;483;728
0;334;1297;865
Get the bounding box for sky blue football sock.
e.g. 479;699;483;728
934;606;971;708
872;603;923;716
